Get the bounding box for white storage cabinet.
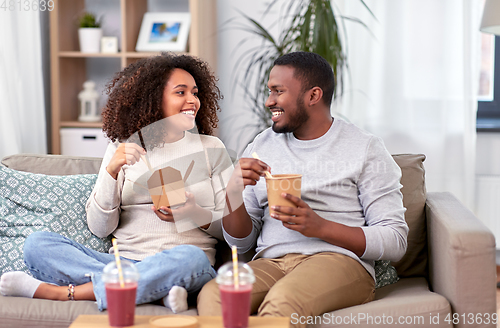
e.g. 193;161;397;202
60;128;109;157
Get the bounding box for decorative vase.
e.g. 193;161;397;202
78;28;102;53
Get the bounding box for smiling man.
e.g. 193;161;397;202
198;52;409;328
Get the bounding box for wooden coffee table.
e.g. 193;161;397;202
69;315;290;327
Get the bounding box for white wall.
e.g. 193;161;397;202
476;133;500;176
216;0;283;156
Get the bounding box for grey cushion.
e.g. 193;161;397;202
1;154;102;175
0;166;111;275
374;260;398;289
391;154;427;278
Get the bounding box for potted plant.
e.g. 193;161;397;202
78;12;102;53
229;0;375;146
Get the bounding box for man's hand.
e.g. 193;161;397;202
226;158;270;195
269;193;325;238
222;157;269;238
270;193;366;257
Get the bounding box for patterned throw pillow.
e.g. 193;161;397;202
375;260;399;289
0;166;112;275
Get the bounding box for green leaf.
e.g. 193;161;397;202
79;12;101;28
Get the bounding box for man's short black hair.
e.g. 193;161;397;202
274;51;335;106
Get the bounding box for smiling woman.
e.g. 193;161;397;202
161;68;201;138
0;52;234;315
102;52;221;148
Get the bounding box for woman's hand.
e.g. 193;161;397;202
151;192;197;223
152;205;175;222
106;143;146;179
152;192;212;228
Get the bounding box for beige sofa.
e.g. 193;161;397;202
0;153;496;328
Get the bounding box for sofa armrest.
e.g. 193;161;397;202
426;192;496;327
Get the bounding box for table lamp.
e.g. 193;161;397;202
480;0;500;35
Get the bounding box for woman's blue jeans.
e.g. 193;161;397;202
23;231;216;311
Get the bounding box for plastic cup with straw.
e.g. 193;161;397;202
104;239;140;327
216;246;256;328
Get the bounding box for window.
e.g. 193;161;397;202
477;35;500;132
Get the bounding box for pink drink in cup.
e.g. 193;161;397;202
105;282;137;327
219;284;253;327
102;260;140;327
216;262;255;328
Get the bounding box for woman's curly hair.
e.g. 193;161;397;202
102;52;222;149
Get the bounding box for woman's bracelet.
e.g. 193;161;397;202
67;284;75;301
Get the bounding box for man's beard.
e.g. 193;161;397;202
272;96;309;134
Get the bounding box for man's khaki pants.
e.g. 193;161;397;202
198;252;375;328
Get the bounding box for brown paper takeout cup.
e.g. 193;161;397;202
265;174;302;215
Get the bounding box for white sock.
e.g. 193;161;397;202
163;286;188;313
0;271;43;298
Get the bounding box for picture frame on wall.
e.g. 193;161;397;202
136;12;191;52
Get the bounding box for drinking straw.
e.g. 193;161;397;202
141;154;153;172
112;238;125;288
183;160;195;182
138;130;153;172
251;152;273;179
231;245;239;290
